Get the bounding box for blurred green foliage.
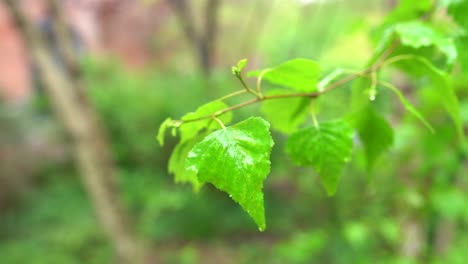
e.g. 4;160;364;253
1;0;467;263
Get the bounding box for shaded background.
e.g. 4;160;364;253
0;0;467;263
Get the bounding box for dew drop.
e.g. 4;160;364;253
343;157;350;162
369;94;376;101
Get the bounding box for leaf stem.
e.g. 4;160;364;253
235;73;258;96
378;80;435;133
310;100;319;128
369;71;378;101
380;54;417;69
212;116;227;132
256;69;271;98
217;89;247;101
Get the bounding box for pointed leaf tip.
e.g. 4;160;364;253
237;58;248;72
286;120;354;195
186;117;274;230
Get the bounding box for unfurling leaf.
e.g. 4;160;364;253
186;117;274;231
286;120;354;196
232;58;248;75
237;58;248;72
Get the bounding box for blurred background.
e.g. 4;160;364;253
0;0;467;263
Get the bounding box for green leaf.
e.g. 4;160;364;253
186;117;274;231
423;62;463;140
352;108;394;172
260;89;310;134
388;56;462;139
157;118;173;146
237;58;248;72
381;81;435;133
450;0;468;77
394;21;457;64
286;120;354;196
384;0;432;23
167;100;232;190
169;134;206;191
248;59;322;92
455;36;468;76
180;100;232;142
447;0;468;28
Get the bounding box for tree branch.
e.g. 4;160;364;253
175;41;399;125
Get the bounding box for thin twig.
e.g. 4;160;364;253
175;40;400;125
217;89;247;101
236;73;258;96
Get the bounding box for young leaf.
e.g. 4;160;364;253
352;108;394;172
180;100;232;142
260;89;310;134
248;59;322;92
157;117;173;146
286;120;354;196
186;117;274;231
237;58;248;72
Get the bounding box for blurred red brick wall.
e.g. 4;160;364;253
0;0;168;103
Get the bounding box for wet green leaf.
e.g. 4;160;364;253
186;117;274;230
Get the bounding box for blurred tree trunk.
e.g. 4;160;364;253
400;216;426;259
3;1;146;263
387;0;398;10
167;0;221;75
